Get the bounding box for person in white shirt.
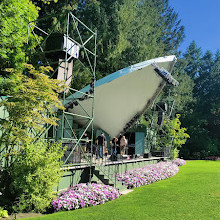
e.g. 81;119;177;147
120;136;127;155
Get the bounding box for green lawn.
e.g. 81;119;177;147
26;160;220;220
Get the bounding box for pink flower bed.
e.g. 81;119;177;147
172;158;186;166
204;156;220;161
51;183;121;212
116;162;179;189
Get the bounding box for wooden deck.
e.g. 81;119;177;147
61;156;168;171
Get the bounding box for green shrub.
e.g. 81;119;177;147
0;207;8;218
170;148;179;159
10;141;65;213
158;114;190;159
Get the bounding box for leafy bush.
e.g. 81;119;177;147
10;141;65;213
0;65;65;150
51;184;121;212
164;114;190;159
117;162;179;189
171;148;180;159
0;207;8;218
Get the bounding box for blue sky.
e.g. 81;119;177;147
169;0;220;54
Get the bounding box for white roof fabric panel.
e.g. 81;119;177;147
66;55;177;138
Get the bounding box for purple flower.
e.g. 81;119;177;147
51;183;121;212
172;159;186;166
116;162;179;189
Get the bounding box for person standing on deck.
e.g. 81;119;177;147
81;132;89;153
120;136;127;155
117;134;122;154
111;137;118;161
96;133;106;159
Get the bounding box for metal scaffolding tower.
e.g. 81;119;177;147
144;90;177;158
27;11;97;176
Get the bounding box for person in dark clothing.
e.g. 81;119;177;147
95;133;106;158
117;134;122;154
81;132;89;153
111;137;118;161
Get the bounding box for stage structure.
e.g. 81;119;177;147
61;55;179;187
25;10;180;187
66;55;178;138
0;5;182;188
26;11;97;174
144;90;177;158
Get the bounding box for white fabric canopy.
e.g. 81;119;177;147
66;55;177;138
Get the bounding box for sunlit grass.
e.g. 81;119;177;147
27;160;220;220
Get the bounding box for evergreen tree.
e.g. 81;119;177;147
179;42;220;158
33;0;184;79
183;41;202;79
172;64;195;114
196;50;220;152
158;0;185;54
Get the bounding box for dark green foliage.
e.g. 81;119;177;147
91;0;184;75
35;0;184;86
179;42;220;159
183;41;202;79
160;41;219;159
162;58;195;115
